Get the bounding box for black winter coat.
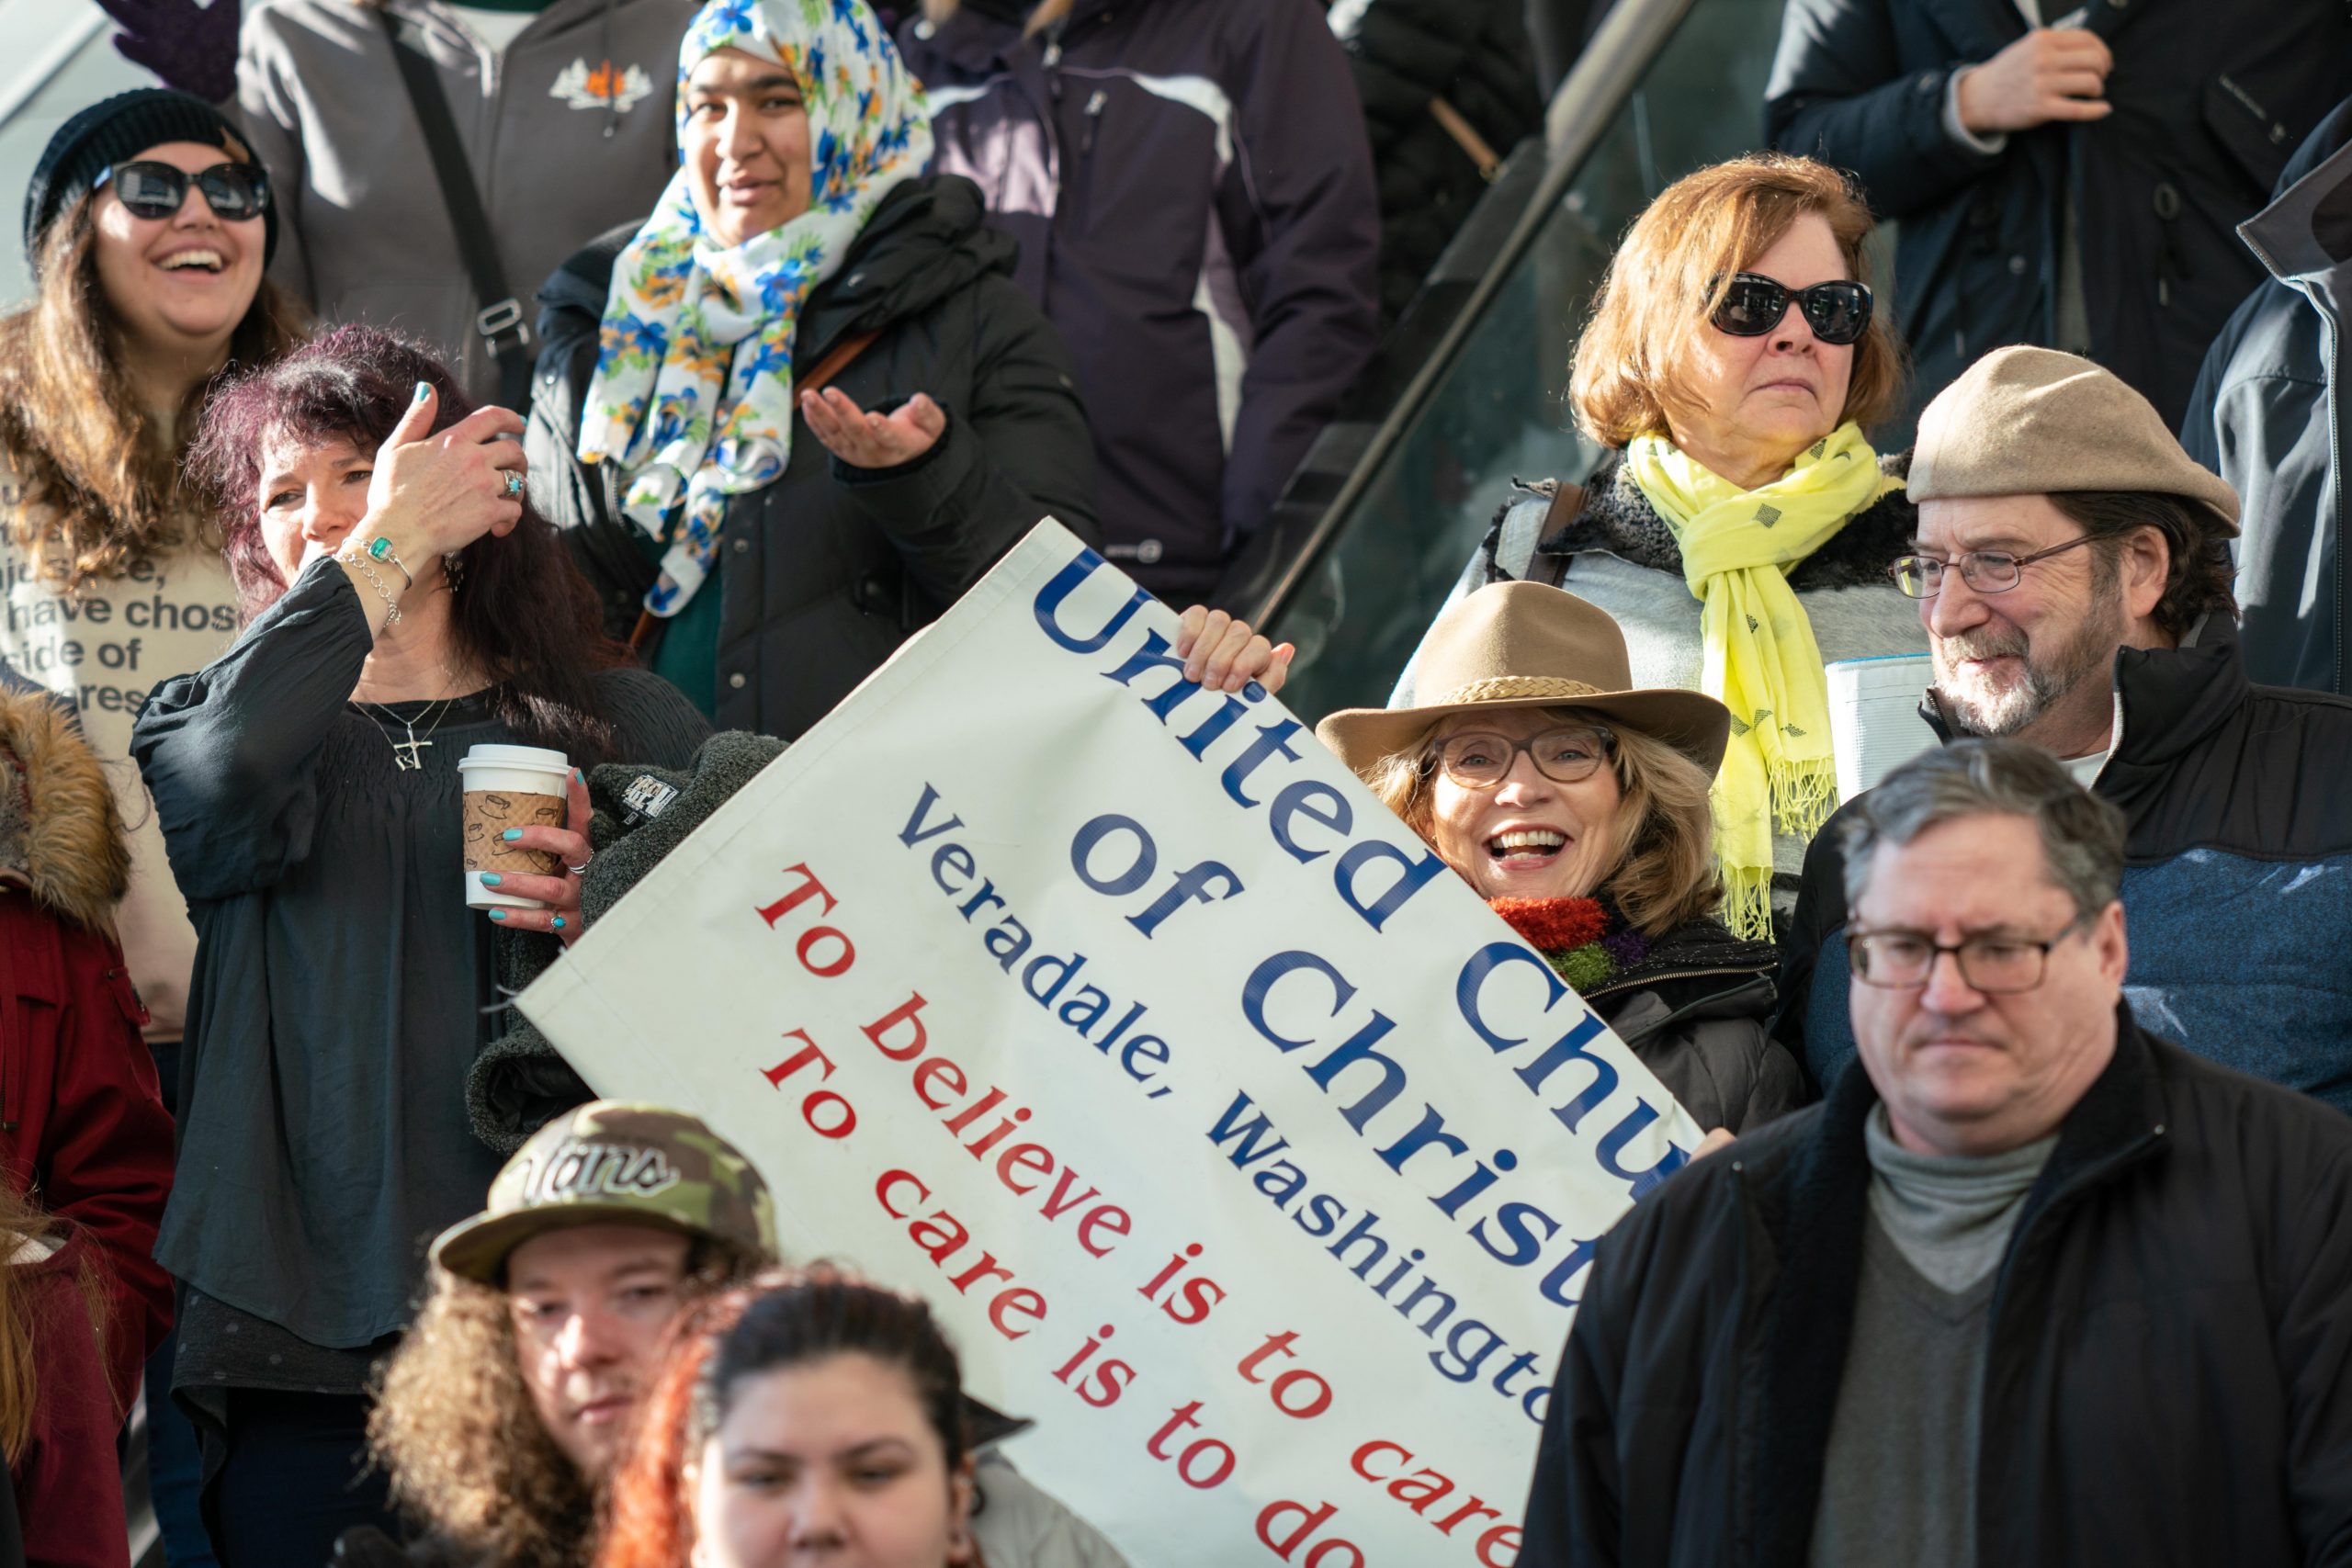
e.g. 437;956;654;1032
1521;1006;2352;1567
2183;96;2352;696
1586;918;1805;1135
529;175;1101;739
1766;0;2349;432
1326;0;1544;324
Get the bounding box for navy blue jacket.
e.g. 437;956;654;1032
1775;614;2352;1113
898;0;1380;601
2182;96;2352;696
1765;0;2347;432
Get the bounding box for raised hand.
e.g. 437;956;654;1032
1175;605;1295;695
799;386;948;470
362;382;527;561
96;0;241;105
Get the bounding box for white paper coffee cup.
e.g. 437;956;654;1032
458;743;571;910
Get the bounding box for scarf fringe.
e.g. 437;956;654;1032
1769;758;1838;840
1719;863;1774;943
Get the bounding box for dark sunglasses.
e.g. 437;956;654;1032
1710;272;1872;345
97;160;270;224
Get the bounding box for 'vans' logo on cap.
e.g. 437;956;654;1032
552;59;654;114
517;1138;681;1205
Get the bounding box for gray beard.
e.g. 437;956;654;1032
1933;597;2122;739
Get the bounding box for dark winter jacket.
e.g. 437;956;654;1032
1588;918;1805;1134
2183;96;2352;695
0;688;174;1412
1325;0;1544;324
530;175;1100;739
1776;613;2352;1112
1521;1004;2352;1567
1766;0;2349;432
8;1230;127;1568
898;0;1381;600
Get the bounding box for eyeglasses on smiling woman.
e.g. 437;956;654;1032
1428;724;1618;789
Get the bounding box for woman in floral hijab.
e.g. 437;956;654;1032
534;0;1102;734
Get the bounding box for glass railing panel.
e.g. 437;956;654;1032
1271;0;1789;724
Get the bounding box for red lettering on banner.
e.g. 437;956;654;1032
868;1168;1048;1340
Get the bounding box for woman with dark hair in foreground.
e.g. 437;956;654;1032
601;1272;980;1568
130;324;707;1565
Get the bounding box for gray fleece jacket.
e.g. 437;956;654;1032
236;0;692;402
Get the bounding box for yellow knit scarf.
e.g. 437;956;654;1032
1623;423;1900;940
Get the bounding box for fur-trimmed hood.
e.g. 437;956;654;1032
0;687;131;929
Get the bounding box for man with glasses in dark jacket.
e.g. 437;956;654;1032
1522;738;2352;1567
1774;346;2352;1115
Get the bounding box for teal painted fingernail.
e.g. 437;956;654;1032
574;769;585;785
488;908;508;921
552;916;566;931
480;872;502;886
413;381;430;402
502;829;523;842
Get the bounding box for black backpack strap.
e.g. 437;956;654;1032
377;11;533;407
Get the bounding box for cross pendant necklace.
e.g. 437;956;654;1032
365;698;451;772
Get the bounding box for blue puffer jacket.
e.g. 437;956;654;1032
2182;96;2352;696
1774;613;2352;1113
897;0;1380;602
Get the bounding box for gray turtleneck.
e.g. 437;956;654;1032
1807;1107;2059;1568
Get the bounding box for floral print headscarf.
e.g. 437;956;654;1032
578;0;932;617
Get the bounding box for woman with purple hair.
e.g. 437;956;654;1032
130;325;707;1565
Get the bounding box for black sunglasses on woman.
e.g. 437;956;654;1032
1710;271;1873;345
97;160;270;223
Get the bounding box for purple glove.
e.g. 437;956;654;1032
96;0;240;106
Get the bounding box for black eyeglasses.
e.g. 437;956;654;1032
1710;272;1873;345
1428;725;1616;789
1887;534;2104;598
97;161;270;224
1847;916;2088;994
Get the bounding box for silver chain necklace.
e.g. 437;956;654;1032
362;696;455;771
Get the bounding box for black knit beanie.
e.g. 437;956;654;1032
22;87;279;270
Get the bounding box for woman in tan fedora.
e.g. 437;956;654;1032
1321;581;1806;1133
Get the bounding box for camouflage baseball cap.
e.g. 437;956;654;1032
432;1101;779;1284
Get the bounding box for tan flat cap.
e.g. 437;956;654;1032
1316;581;1730;778
1910;346;2239;537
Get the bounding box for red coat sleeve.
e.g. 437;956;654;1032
12;1233;130;1568
0;899;175;1409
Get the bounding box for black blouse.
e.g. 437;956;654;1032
131;559;708;1353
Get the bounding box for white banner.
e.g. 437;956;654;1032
521;521;1702;1568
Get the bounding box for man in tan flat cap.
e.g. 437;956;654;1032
1776;346;2352;1111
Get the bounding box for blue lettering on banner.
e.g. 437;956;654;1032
1029;546;1444;935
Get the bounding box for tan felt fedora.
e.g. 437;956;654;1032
1316;582;1733;778
1910;345;2240;536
